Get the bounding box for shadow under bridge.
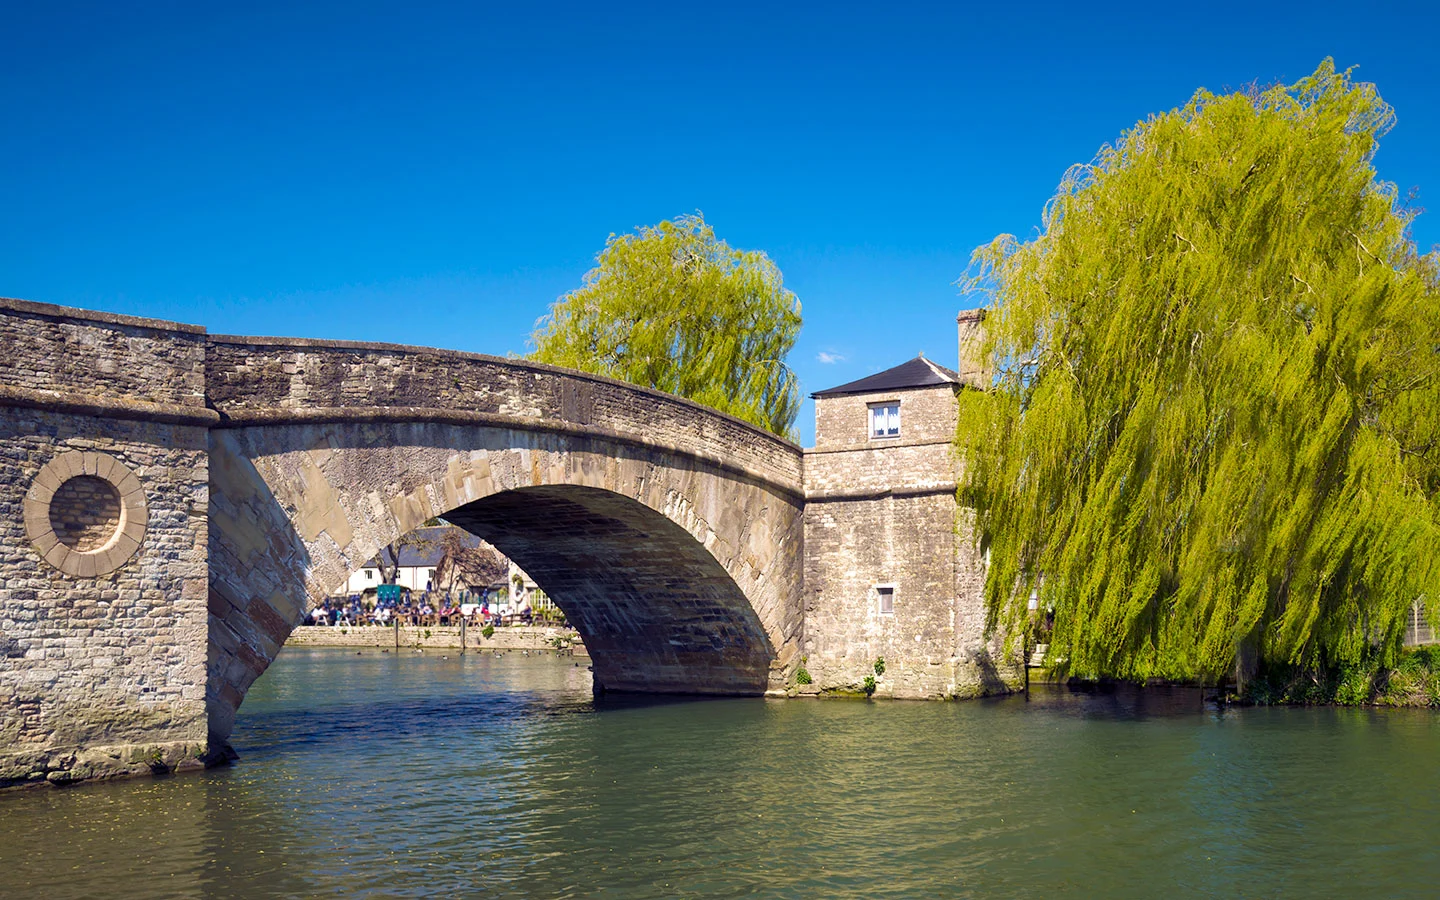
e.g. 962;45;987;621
445;485;775;695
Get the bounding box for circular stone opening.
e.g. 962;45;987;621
49;475;124;552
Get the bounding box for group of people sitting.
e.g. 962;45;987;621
307;590;534;629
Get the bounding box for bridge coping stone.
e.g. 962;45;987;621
0;296;208;335
207;332;802;454
204;334;803;497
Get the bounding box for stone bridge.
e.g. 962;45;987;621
0;298;805;785
204;335;805;738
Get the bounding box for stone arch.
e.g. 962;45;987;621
206;419;803;743
446;485;773;694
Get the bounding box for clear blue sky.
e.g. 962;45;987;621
4;1;1437;445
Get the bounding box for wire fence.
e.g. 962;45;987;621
1405;600;1435;647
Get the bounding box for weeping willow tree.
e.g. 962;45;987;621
531;213;802;438
957;60;1440;683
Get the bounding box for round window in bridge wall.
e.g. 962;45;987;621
24;450;148;578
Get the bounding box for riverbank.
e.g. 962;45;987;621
1025;645;1440;708
1242;645;1440;707
286;624;586;655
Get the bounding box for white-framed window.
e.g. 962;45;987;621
876;584;896;615
365;570;375;581
869;402;900;439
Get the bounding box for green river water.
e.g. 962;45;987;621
3;648;1438;898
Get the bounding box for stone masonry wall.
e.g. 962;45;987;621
813;382;961;452
285;624;585;653
0;300;211;787
806;443;958;497
0;297;208;412
802;384;1020;698
205;336;801;491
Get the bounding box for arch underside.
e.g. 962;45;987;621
446;486;773;694
206;422;804;743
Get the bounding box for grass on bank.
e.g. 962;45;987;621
1244;646;1440;707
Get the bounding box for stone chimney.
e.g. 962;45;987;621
956;309;988;390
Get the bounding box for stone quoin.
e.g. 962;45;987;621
0;296;1020;788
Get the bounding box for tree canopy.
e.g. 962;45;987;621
531;214;802;438
956;60;1440;682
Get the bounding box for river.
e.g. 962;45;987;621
3;648;1438;898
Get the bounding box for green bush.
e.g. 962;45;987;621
481;625;495;639
1335;666;1374;706
795;667;812;685
862;675;877;697
873;657;886;677
1244;649;1440;707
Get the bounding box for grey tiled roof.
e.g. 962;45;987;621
811;356;961;398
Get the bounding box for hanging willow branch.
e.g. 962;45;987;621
956;59;1440;682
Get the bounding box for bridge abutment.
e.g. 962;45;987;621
0;299;212;786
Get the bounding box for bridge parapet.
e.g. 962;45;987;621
206;335;803;496
0;298;213;425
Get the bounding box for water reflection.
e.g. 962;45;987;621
2;650;1438;898
1013;680;1208;718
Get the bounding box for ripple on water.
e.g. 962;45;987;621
3;652;1439;899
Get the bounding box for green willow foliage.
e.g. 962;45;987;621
531;214;802;438
957;61;1440;682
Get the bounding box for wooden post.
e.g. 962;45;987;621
393;617;399;650
460;616;467;654
1023;634;1031;700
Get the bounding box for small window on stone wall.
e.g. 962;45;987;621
869;402;900;439
366;570;375;581
25;450;148;578
877;584;895;615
